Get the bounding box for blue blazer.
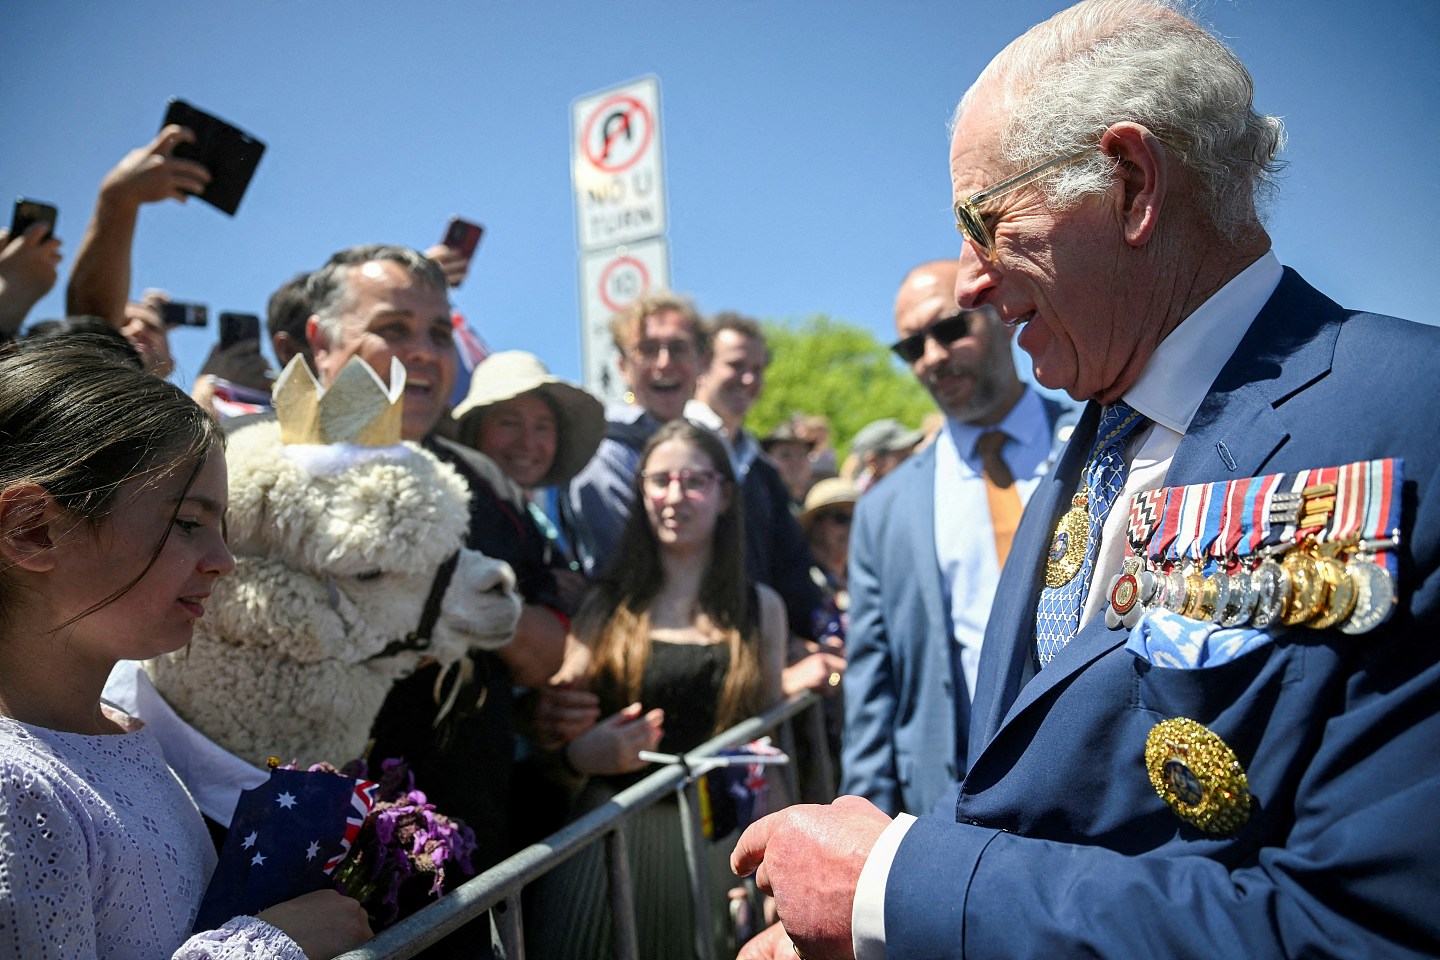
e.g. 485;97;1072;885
840;442;958;817
885;270;1440;958
840;396;1069;817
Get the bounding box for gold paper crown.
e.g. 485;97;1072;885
272;355;406;446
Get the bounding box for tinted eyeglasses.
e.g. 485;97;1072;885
952;148;1093;262
890;305;996;364
641;469;722;498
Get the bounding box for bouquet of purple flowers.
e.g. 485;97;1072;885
328;758;479;927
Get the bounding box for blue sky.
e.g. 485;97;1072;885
3;0;1436;393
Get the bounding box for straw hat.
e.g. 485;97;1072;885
451;350;605;486
799;477;860;535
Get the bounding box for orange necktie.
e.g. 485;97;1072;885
977;430;1021;569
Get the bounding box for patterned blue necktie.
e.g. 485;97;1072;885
1034;401;1147;665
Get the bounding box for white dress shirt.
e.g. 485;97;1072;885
853;251;1283;959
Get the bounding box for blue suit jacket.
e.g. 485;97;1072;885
885;270;1440;958
841;396;1069;817
840;442;959;817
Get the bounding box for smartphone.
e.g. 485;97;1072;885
161;300;209;328
218;311;261;350
441;216;484;260
161;98;266;216
8;197;57;242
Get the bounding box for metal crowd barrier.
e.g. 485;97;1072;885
336;690;829;960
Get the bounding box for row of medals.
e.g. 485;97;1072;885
1106;485;1398;635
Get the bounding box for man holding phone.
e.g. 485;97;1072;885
0;213;63;342
66;124;210;363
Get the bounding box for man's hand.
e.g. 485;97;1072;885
737;921;798;960
731;796;892;960
424;243;472;288
0;224;62;336
99;125;211;208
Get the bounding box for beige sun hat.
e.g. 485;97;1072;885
451;350;606;487
799;476;860;535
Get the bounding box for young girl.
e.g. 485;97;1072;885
0;346;372;960
528;420;792;960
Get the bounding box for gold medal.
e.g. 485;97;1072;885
1281;549;1324;625
1180;567;1208;620
1308;555;1357;630
1044;494;1089;588
1202;569;1230;623
1145;718;1252;835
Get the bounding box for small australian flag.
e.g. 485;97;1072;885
193;766;378;931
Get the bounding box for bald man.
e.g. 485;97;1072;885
838;260;1071;816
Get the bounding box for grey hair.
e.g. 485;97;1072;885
305;244;450;342
953;0;1286;238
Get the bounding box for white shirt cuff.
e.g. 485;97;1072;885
852;812;916;960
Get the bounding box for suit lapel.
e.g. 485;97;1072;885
905;445;947;639
970;402;1100;755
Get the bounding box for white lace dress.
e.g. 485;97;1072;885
0;712;304;960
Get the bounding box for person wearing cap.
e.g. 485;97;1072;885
848;418;925;493
369;349;607;861
761;419;815;509
687;312;824;643
801;478;860;604
838;261;1072;825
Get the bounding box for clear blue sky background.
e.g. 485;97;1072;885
3;0;1436;394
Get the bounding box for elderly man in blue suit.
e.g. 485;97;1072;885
733;1;1440;958
840;259;1068;818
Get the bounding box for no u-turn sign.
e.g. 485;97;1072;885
572;76;666;250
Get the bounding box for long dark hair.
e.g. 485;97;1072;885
582;420;762;732
0;345;223;628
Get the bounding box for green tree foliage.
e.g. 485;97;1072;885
750;315;934;459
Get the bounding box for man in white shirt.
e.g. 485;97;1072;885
839;260;1068;819
732;2;1440;958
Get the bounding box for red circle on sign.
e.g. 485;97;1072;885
598;256;651;313
582;95;654;174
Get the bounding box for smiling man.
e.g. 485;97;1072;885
732;2;1440;958
304;245;455;442
839;261;1069;821
564;293;708;575
688;312;823;642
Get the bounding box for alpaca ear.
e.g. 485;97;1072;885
0;484;66;572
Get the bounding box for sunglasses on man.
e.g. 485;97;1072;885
890;305;998;364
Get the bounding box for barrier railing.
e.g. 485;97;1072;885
336;690;826;960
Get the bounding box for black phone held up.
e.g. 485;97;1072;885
161;98;266;216
442;216;484;260
161;300;209;328
9;197;57;242
218;311;261;350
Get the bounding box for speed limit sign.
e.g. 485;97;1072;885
579;237;671;404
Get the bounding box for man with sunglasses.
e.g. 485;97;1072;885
733;2;1440;958
840;260;1071;823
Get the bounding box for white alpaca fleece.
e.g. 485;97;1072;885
147;419;522;767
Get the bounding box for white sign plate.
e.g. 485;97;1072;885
571;76;666;250
578;237;671;405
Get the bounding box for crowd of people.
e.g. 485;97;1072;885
5;1;1440;959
